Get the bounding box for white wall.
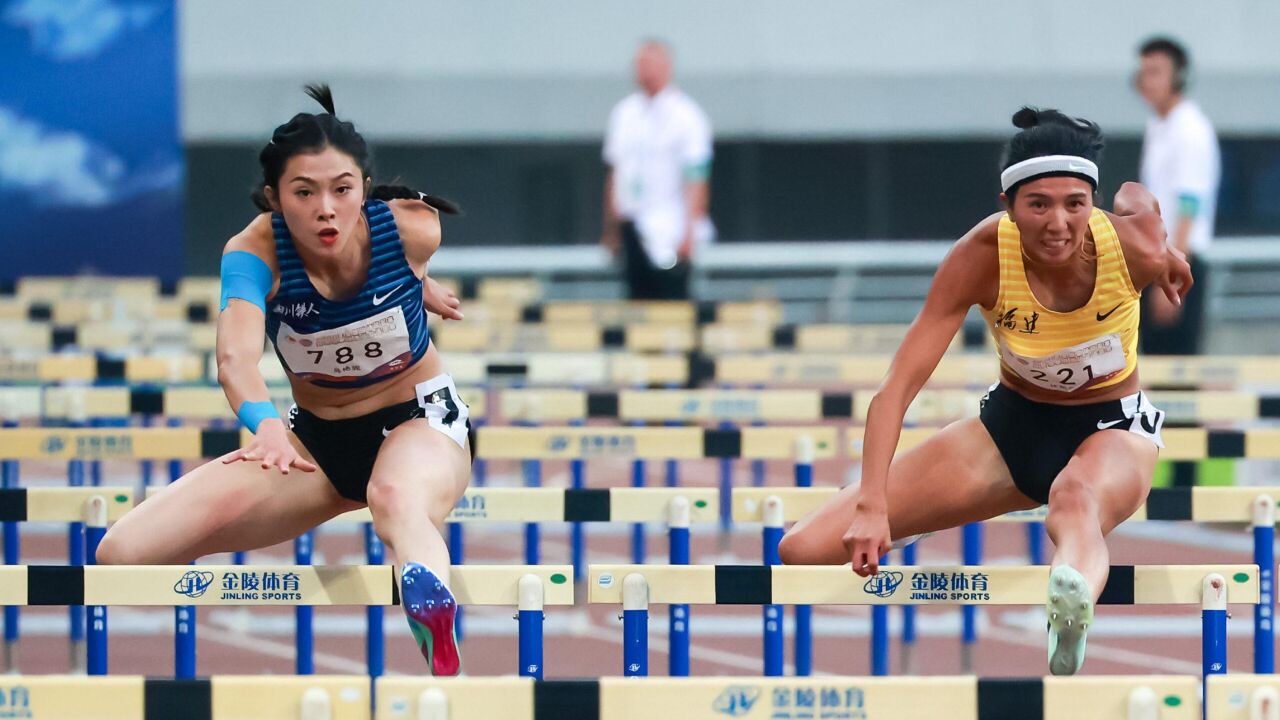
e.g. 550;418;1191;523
181;0;1280;140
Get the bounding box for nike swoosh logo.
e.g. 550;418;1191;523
1096;418;1126;430
1096;304;1122;321
372;284;403;306
382;426;392;438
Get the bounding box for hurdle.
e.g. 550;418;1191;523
7;349;1278;390
714;353;1280;388
208;485;717;677
0;349;696;387
376;675;1200;720
0;564;572;679
0;384;490;424
0;675;370;720
735;486;1280;675
433;322;700;353
2;485;716;677
502;386;1279;424
1207;674;1280;720
588;563;1258;684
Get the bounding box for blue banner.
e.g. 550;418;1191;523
0;0;183;282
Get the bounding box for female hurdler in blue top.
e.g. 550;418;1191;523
98;85;471;676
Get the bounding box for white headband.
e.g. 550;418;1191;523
1000;155;1099;192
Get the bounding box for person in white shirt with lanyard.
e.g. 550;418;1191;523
601;39;714;300
1136;36;1220;355
97;85;471;676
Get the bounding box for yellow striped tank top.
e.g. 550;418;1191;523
978;209;1141;394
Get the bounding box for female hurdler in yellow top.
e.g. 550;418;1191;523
778;107;1193;675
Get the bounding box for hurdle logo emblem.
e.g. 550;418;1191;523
41;435;65;455
174;571;215;599
712;685;760;716
0;685;31;719
863;571;904;598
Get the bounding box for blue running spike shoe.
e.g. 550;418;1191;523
1047;564;1093;676
401;562;460;676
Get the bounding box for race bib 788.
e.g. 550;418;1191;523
276;306;413;383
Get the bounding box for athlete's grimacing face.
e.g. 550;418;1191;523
1001;176;1095;267
267;147;367;255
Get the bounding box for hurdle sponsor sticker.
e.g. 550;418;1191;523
598;573;614;589
679;396;765;419
906;570;991;602
74;433;133;459
36;433;136;459
173;571;215;599
172;569;304;602
449;492;489;520
765;686;866;720
217;570;303;601
545;433;637;457
0;358;40;382
863;571;903;598
712;685;761;716
0;684;32;718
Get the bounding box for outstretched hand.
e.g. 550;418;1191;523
220;419;317;474
842;503;892;577
1157;245;1194;307
424;277;463;321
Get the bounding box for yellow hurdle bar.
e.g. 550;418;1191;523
0;384;489;421
432;323;700;353
474;425;839;460
1;487;136;522
846;426;1280;460
587;564;1259;605
8;350;1276;387
376;676;1199;720
714;353;1280;386
329;487;720;525
1;425;1277;460
0;565;573;606
3;384;1271;424
732;486;1280;524
0;675;371;720
135;486;719;526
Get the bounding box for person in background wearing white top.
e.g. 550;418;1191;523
1135;36;1220;356
601;39;714;300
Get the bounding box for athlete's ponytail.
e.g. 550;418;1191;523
252;85;460;215
370;184;461;215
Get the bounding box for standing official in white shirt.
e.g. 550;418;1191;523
1135;36;1220;355
601;40;714;300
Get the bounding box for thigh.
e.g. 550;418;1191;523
369;418;471;525
787;417;1039;563
107;431;360;563
1052;428;1158;533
